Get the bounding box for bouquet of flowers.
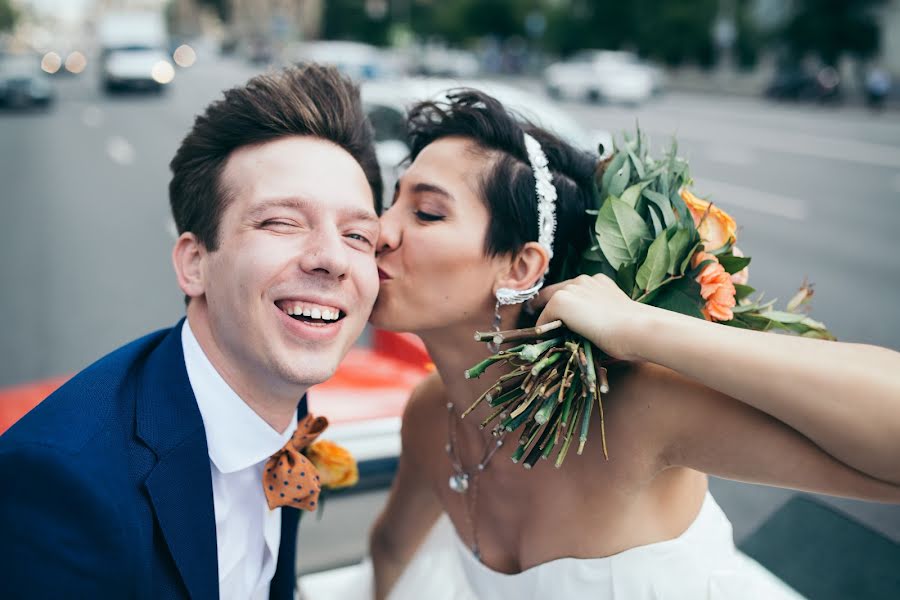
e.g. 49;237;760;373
463;129;834;470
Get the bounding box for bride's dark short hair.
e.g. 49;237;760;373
407;89;598;296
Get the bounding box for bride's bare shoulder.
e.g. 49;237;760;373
400;373;446;439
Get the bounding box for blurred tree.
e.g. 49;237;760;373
780;0;887;66
412;0;531;45
543;0;718;68
544;0;638;56
734;0;763;70
634;0;718;67
197;0;229;22
0;0;18;32
322;0;391;45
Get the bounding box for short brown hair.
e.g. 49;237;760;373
169;64;382;251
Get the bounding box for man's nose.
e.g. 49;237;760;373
298;227;350;280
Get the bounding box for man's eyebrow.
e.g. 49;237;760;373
247;196;378;225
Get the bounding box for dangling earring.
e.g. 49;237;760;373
488;298;503;354
488;280;544;353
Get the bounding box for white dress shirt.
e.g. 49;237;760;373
182;321;298;600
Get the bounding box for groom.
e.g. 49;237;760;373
0;64;382;599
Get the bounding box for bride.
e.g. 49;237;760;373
345;89;900;599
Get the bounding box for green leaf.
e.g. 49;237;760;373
650;276;705;319
615;261;637;297
642;189;677;228
608;158;631;199
760;310;808;324
647;205;664;236
600;152;627;199
732;312;776;331
709;238;735;256
679;241;702;275
718;254;751;275
666;228;692;275
733;284;755;302
636;232;670;292
595;196;652;271
670;189;692;226
620;182;648;208
626;146;646;179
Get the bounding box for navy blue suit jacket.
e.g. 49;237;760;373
0;320;307;599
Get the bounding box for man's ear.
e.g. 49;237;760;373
172;232;207;299
494;241;550;294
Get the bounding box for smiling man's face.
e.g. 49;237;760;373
183;135;380;400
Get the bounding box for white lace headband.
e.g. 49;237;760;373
495;132;558;306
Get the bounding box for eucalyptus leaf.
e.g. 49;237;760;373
648;205;664;236
620;182;649;208
595;196;652;271
717;254;751;275
649;276;705;319
626;146;646;179
760;310;808;324
636;232;670;292
608;158;631;198
600;152;627;199
667;228;692;275
733;284;756;302
642;189;677;228
679;241;702;275
615;261;637;297
709;238;735;256
733;312;776;331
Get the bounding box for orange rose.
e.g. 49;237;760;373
307;440;359;489
681;188;737;251
692;251;736;322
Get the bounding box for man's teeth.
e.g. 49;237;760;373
283;303;342;321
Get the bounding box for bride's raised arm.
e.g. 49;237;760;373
535;274;900;490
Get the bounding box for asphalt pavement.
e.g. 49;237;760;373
1;57;898;569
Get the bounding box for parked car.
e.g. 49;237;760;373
291;41;397;81
97;11;173;93
764;64;842;104
544;50;660;105
0;54;55;109
411;45;481;78
361;77;613;207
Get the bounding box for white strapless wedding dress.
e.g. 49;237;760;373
300;491;805;599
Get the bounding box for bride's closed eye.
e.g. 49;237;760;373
415;210;444;222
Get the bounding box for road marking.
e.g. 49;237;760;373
693;178;808;221
705;144;757;167
677;120;900;169
582;109;900;169
106;136;135;166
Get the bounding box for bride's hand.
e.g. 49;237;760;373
532;274;654;361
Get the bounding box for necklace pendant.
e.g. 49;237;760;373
449;472;469;493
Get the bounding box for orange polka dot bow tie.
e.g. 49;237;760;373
264;414;328;511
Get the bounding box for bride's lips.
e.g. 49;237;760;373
377;268;391;281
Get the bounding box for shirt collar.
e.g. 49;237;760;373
182;319;297;474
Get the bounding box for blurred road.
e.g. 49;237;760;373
1;58;898;568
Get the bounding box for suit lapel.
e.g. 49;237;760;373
137;320;219;600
